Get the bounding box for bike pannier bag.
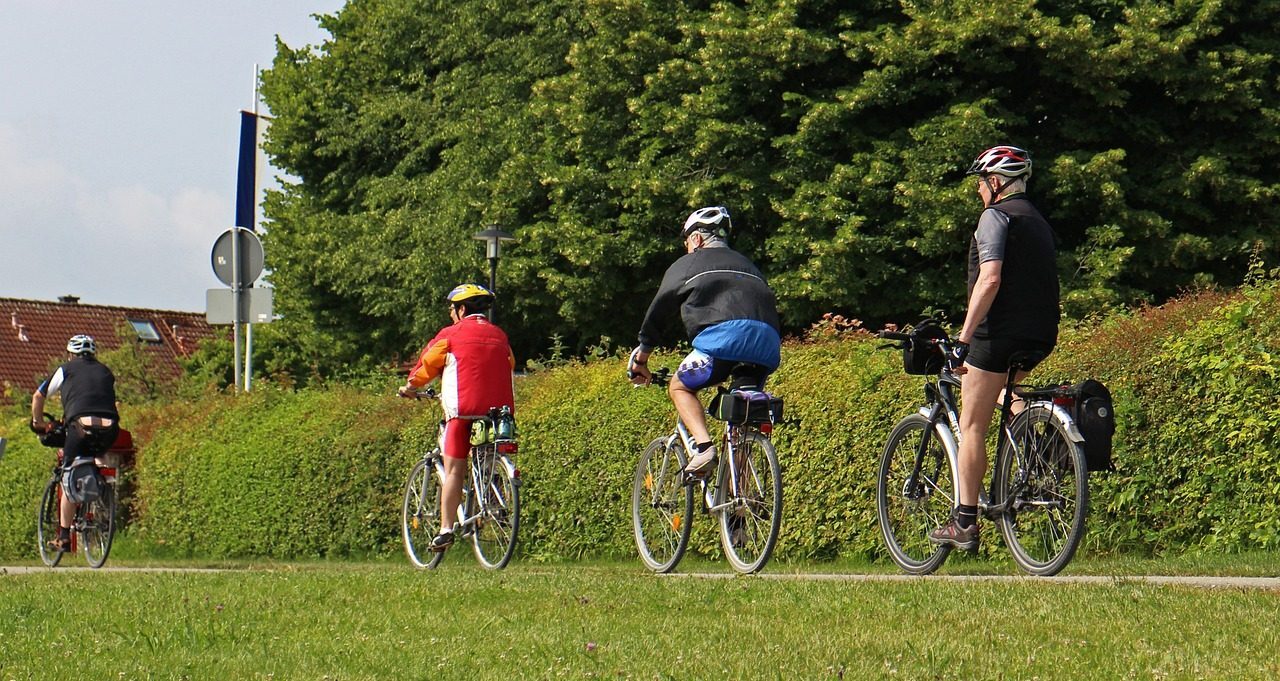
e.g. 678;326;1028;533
709;389;784;424
903;321;948;375
1071;380;1116;472
61;460;104;504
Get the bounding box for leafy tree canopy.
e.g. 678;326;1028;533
259;0;1280;380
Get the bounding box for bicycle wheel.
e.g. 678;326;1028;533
82;484;116;568
632;436;693;573
877;414;957;575
402;456;446;569
36;477;64;568
993;404;1088;576
717;431;782;574
472;451;520;569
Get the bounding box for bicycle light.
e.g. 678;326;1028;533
497;442;519;454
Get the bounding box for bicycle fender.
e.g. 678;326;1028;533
1043;403;1085;443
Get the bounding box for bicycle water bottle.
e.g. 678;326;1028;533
495;406;515;440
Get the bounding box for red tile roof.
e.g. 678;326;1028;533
0;296;225;394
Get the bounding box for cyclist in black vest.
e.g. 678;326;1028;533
929;146;1060;550
31;335;120;552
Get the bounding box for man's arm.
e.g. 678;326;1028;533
959;259;1002;344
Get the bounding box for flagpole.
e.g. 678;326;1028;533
244;64;259;392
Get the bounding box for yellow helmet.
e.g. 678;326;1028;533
445;283;494;308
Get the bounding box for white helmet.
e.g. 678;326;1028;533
681;206;731;238
965;145;1032;179
66;334;96;356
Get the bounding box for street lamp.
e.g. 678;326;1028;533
472;225;515;320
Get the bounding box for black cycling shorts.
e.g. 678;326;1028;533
966;337;1054;374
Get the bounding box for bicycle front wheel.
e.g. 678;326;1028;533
718;431;782;574
472;452;520;569
632;436;693;573
877;414;956;575
402;456;446;569
36;477;63;568
82;484;116;568
993;404;1088;576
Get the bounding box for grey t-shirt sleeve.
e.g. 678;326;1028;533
974;208;1010;263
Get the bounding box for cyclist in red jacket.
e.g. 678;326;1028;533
399;284;516;551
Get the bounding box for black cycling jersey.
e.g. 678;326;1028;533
39;356;119;422
637;245;781;351
966;195;1059;344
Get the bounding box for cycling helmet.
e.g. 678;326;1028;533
445;283;494;309
681;206;731;238
66;334;96;356
966;145;1032;179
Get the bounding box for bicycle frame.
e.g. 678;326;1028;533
667;417;765;513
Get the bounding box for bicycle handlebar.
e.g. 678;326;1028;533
399;388;438;400
628;366;671;387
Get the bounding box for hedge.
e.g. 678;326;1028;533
2;279;1278;561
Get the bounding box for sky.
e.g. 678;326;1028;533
0;0;345;312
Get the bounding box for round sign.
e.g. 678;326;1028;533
211;228;265;287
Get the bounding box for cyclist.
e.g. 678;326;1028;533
929;145;1060;550
30;334;120;552
628;206;782;475
399;284;515;551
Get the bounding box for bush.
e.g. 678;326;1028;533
4;281;1279;562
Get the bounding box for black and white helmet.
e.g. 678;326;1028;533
66;334;96;356
681;206;731;238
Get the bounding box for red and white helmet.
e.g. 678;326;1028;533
966;145;1032;179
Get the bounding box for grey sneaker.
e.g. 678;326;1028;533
684;448;717;475
928;518;979;551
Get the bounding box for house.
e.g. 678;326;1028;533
0;295;222;395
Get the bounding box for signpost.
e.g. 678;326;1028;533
207;226;271;391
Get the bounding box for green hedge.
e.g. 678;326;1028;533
3;280;1279;561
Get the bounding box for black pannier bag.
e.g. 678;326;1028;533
708;389;784;425
903;320;948;375
1071;379;1116;472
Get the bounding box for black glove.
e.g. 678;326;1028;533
947;341;969;370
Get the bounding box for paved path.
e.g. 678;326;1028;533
0;566;227;575
4;566;1277;590
663;572;1280;590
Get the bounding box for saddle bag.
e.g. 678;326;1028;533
709;389;784;425
1070;380;1116;472
62;460;105;504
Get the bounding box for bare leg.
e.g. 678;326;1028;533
669;375;711;445
958;366;1031;506
439;455;467;532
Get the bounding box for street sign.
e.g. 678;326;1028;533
206;287;274;325
211;227;265;287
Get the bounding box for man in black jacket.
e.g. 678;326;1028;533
31;334;119;551
628;206;782;474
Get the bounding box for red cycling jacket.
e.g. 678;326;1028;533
406;314;516;418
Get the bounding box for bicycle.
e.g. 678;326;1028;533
400;391;521;569
875;325;1089;576
631;368;784;574
32;415;126;569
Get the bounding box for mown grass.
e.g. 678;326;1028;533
1;561;1277;680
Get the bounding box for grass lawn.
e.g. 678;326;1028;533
2;557;1278;680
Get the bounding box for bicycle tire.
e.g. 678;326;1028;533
472;451;520;569
717;431;782;574
36;477;63;568
632;436;693;573
82;484;116;568
993;404;1088;576
877;414;956;575
402;456;446;569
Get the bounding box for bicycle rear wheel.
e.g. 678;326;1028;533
718;431;782;574
82;484;116;568
472;451;520;569
877;414;956;575
36;477;63;568
993;404;1088;576
632;436;693;573
402;456;446;569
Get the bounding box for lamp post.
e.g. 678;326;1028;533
472;225;515;320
